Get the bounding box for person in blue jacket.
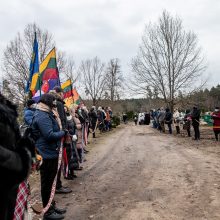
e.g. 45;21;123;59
32;94;66;220
24;99;36;125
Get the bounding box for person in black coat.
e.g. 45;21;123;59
0;94;32;220
51;87;72;194
165;108;173;134
89;106;98;138
191;106;201;140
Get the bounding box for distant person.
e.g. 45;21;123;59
173;109;181;134
191;106;201;140
0;94;32;220
122;113;128;124
89;106;98;138
165;108;173;134
183;109;192;137
134;114;138;125
144;112;150;125
211;107;220;141
158;108;166;132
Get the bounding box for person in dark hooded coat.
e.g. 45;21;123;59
0;94;32;220
164;108;173;134
191;106;201;140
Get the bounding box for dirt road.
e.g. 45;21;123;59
58;124;220;220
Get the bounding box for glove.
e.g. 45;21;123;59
72;134;77;141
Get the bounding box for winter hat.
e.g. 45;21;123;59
38;94;55;108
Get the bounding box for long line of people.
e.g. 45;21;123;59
26;90;114;220
151;106;220;141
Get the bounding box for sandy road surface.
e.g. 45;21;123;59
57;124;220;220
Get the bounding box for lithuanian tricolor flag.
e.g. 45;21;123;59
31;48;60;100
61;79;74;107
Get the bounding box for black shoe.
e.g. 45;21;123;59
64;176;74;180
75;167;83;170
43;210;64;220
54;206;67;215
55;186;72;194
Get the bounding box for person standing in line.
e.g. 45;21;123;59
51;87;72;194
105;107;111;131
32;94;66;220
63;106;78;179
211;107;220;141
158;108;166;132
134;114;138;125
165;108;173;134
191;106;201;140
0;94;32;220
70;106;84;168
89;106;98;138
183;109;192;137
173;109;181;134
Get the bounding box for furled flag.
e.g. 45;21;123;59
26;32;39;96
61;79;74;108
32;48;60;101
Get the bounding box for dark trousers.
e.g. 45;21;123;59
176;126;180;134
40;158;58;207
214;130;220;141
56;168;62;189
193;125;200;140
187;128;191;137
167;123;172;134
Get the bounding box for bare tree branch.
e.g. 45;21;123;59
130;10;207;112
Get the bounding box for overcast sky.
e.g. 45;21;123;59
0;0;219;94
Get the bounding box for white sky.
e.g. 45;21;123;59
0;0;219;95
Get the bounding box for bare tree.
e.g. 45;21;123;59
79;57;106;105
2;23;65;104
131;10;206;112
105;58;123;101
61;56;81;85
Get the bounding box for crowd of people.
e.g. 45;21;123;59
150;106;220;141
0;86;114;220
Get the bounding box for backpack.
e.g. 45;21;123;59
20;114;40;145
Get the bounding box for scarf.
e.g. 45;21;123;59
36;102;51;113
52;108;62;130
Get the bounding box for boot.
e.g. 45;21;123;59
43;208;64;220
